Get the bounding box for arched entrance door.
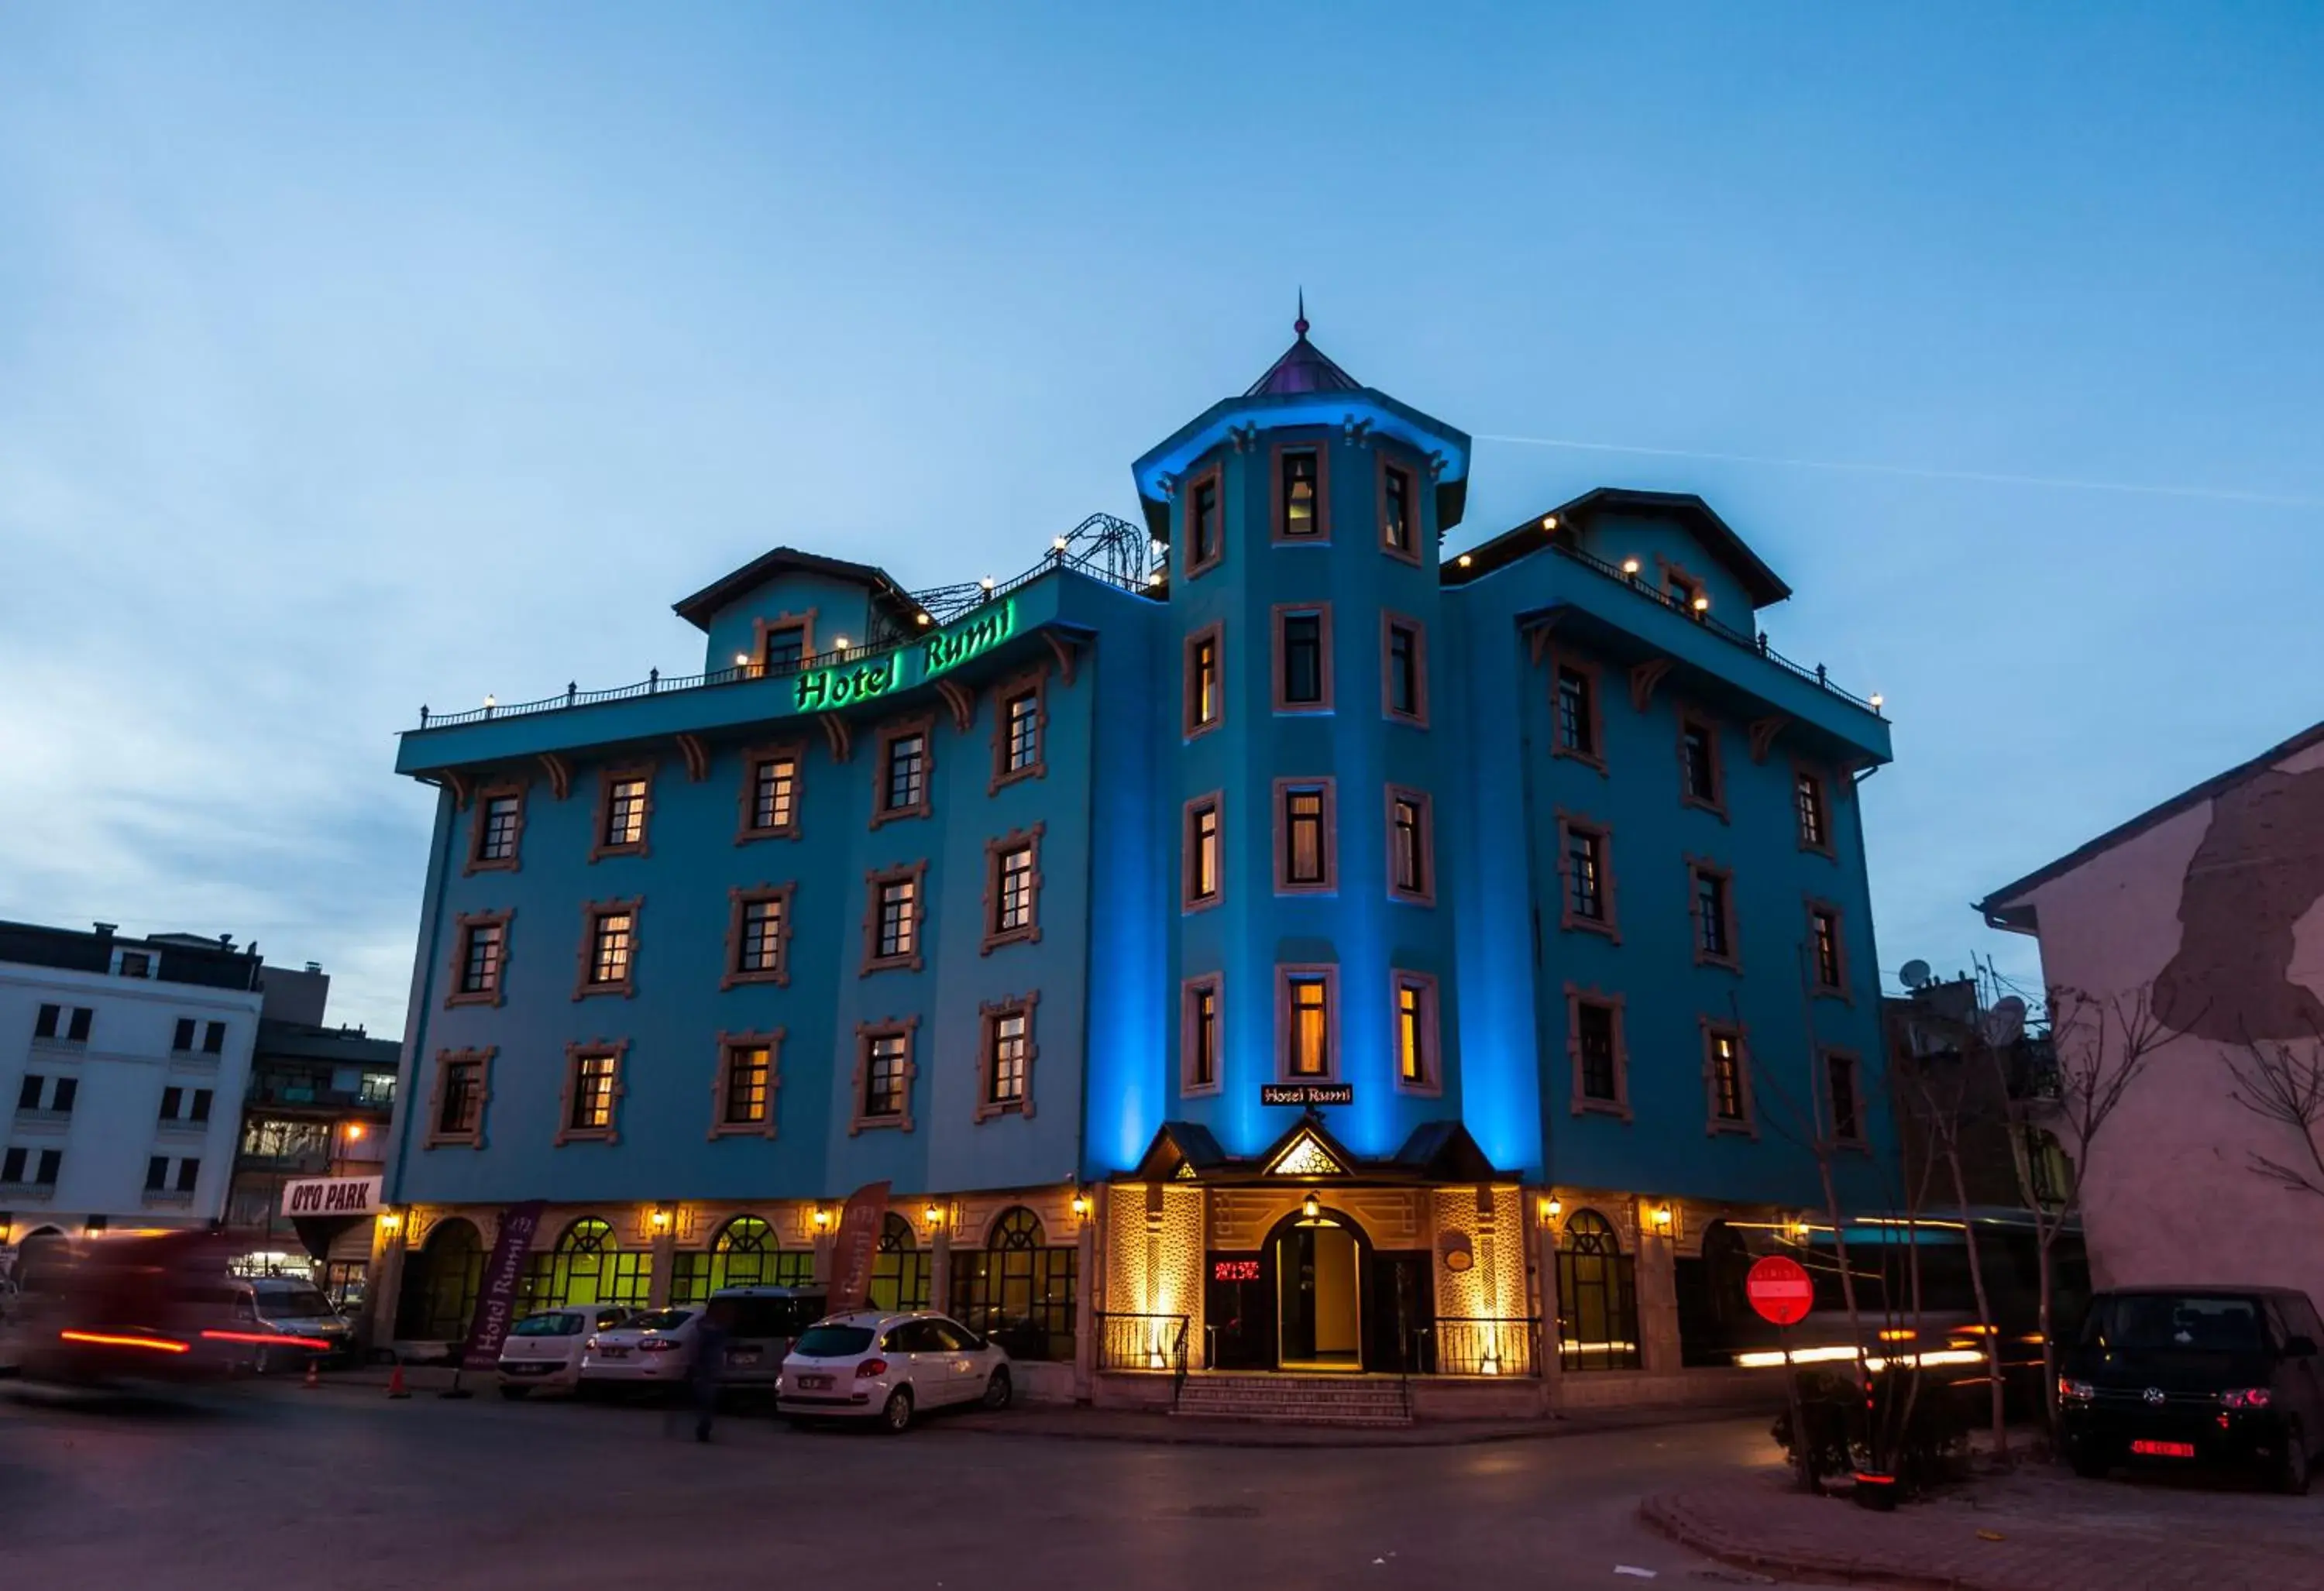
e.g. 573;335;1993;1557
1271;1205;1367;1370
395;1218;483;1342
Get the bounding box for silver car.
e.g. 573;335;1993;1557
778;1311;1012;1432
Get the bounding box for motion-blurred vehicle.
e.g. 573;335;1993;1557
778;1311;1010;1432
702;1286;825;1392
226;1277;356;1370
497;1305;632;1397
579;1308;704;1393
2060;1287;2324;1493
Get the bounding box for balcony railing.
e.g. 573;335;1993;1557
1547;541;1882;714
1095;1311;1190;1395
413;520;1163;732
1425;1316;1543;1377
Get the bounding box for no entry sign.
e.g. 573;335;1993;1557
1745;1255;1815;1326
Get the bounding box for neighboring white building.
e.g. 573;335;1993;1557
0;922;264;1256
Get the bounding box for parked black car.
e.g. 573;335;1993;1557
2059;1286;2324;1493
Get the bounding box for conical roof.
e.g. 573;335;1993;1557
1244;296;1360;397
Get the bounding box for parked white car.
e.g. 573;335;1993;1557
580;1308;705;1391
778;1311;1012;1431
497;1306;632;1397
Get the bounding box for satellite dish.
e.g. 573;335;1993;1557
1899;959;1933;991
1981;995;2027;1049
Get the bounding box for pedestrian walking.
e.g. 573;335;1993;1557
689;1314;727;1443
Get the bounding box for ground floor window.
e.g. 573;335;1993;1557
521;1216;652;1311
1556;1210;1641;1371
395;1218;482;1341
868;1212;930;1312
669;1215;816;1304
949;1206;1077;1362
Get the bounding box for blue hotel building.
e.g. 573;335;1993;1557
377;318;1893;1411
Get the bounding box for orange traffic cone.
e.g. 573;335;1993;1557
387;1362;411;1399
303;1357;321;1390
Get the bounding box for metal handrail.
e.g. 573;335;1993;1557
1427;1315;1545;1377
1094;1311;1190;1400
413;529;1164;731
1544;541;1882;715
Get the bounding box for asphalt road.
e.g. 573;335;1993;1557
1;1382;1807;1590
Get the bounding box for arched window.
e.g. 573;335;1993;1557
1555;1210;1640;1372
948;1205;1078;1362
395;1217;483;1341
672;1215;820;1302
868;1211;930;1312
1676;1218;1758;1366
523;1216;651;1311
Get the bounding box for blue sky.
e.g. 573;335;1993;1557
2;5;2319;1034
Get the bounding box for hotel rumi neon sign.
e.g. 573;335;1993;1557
790;599;1016;714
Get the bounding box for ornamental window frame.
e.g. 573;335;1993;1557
555;1039;628;1146
1182;792;1224;914
1565;986;1631;1118
1550;653;1607;771
721;883;796;990
1275;964;1341;1083
1272;777;1337;895
1686;857;1739;971
1183;622;1224;741
1384;785;1435;906
1184;462;1225;579
424;1046;493;1149
1380;611;1429;727
1270;439;1330;543
752;609;817;675
851;1016;920;1135
590;761;656;861
1806;897;1850;999
990;664;1050;794
975;992;1039;1122
445;909;513;1009
709;1029;782;1139
871;713;937;828
1271;603;1334;714
1378;452;1421;565
736;741;806;843
1823;1047;1865;1146
1701;1020;1755;1136
861;861;928;974
466;780;528;874
1556;811;1619;941
1180;973;1223;1098
1793;762;1834;857
1391;969;1442;1098
982;825;1045;954
1676;712;1727;819
574;897;644;999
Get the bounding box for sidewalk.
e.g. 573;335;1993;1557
1643;1469;2324;1591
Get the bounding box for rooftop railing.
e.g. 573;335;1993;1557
414;521;1163;732
1546;541;1882;715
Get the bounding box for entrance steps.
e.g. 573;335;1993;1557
1171;1373;1413;1428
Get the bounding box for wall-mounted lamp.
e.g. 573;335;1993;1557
376;1209;401;1236
1070;1190;1091;1219
1147;569;1164;586
1301;1192;1321;1220
923;1203;944;1229
1652;1202;1674;1231
1541;514;1559;532
916;613;932;627
648;1206;672;1235
1456;554;1473;569
1621;557;1642;576
1538;1195;1563;1226
342;1122;366;1143
813;1208;831;1232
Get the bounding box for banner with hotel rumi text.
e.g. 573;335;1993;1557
460;1200;547;1372
825;1182;892;1314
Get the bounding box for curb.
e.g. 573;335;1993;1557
1638;1494;1978;1590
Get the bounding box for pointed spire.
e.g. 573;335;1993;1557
1245;291;1359;397
1294;287;1308;339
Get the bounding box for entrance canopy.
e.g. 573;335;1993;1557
1125;1112;1505;1187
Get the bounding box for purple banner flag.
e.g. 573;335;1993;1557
459;1200;547;1372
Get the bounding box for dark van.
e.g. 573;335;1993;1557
2060;1286;2324;1493
703;1287;826;1390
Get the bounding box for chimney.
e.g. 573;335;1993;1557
304;961;322;974
93;922;118;936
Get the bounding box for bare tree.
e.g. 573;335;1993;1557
1993;982;2174;1440
1896;1032;2010;1461
2219;1027;2324;1198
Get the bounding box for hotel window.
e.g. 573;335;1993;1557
20;1074;74;1114
593;767;653;858
1188;472;1222;575
1559;816;1616;938
35;1004;93;1043
1181;974;1222;1094
1573;996;1624;1110
1554;664;1600;764
864;867;924;971
428;1049;491;1147
448;911;510;1005
1184;795;1223;910
740;748;802;840
1809;903;1846;994
714;1036;779;1136
1274;607;1331;710
1383;616;1426;725
1184;626;1223;736
1381;461;1415;557
1276;780;1335;893
1705;1027;1749;1129
2;1146;60;1186
1393;972;1438;1093
1796;769;1831;853
1277;448;1322;538
976;996;1037;1121
201;1020;225;1053
1666;567;1706;617
985;827;1043;950
1691;864;1736;967
147;1155;200;1195
1387;787;1433;905
724;886;792;988
1280;967;1337;1080
882;730;928;816
1679;719;1722;810
1002;690;1040;774
173;1017;197;1051
576;900;641;997
559;1045;623;1143
158;1084;212;1122
1825;1050;1863;1144
762;621;808;673
856;1024;916;1131
471;789;524;871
